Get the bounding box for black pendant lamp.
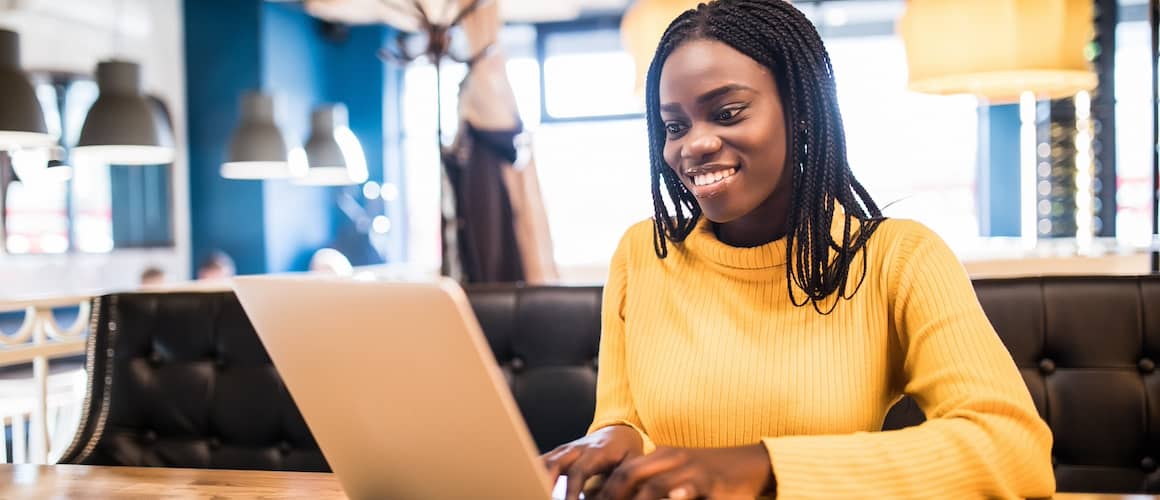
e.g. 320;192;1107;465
221;91;300;180
0;29;54;151
73;60;175;165
294;103;368;186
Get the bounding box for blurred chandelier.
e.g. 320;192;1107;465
899;0;1097;103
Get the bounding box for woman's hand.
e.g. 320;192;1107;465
593;444;774;500
542;425;645;500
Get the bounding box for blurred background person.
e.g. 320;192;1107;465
139;267;167;287
196;251;236;282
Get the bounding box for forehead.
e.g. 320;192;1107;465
659;39;775;104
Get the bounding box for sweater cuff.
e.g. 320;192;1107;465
589;420;656;454
761;434;868;498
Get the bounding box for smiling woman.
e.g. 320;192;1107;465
540;1;1055;499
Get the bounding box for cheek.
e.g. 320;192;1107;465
738;123;786;173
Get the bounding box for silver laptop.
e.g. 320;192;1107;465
234;275;574;499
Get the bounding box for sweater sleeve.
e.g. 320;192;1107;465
587;225;656;453
762;222;1055;499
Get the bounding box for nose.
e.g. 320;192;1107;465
680;130;723;162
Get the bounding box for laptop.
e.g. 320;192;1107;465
233;275;576;499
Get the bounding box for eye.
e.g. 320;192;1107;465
664;121;688;137
713;105;746;123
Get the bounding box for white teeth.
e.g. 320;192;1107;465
692;168;737;187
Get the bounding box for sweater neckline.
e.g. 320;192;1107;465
685;217;788;270
681;204;858;274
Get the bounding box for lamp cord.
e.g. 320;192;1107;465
113;0;124;59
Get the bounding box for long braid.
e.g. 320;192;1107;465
648;9;703;258
646;0;884;313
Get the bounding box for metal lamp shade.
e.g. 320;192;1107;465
221;92;298;180
74;60;175;165
294;104;368;186
0;30;54;150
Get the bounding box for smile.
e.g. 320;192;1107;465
691;168;738;187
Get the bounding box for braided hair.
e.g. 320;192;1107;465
646;0;884;313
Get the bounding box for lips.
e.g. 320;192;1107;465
683;165;740;198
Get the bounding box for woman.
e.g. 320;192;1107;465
541;1;1054;498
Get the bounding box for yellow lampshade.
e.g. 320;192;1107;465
899;0;1097;104
621;0;702;95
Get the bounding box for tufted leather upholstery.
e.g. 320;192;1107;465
59;277;1160;493
881;276;1160;493
467;285;602;454
57;286;603;472
57;292;328;471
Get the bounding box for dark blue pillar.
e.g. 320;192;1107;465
977;103;1022;237
184;0;266;275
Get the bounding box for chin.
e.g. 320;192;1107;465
699;205;746;224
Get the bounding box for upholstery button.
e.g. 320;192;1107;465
208;437;221;450
149;351;163;365
215;356;228;371
143;430;157;444
1038;358;1056;375
1139;358;1156;374
510;357;525;372
279;441;293;455
1143;457;1157;473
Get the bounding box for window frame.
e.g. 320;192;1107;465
534;16;647;124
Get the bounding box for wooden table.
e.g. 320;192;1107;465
0;464;345;499
1;464;1158;499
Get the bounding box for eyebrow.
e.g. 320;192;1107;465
660;83;756;114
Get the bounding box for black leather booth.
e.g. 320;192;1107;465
58;276;1160;493
57;292;328;471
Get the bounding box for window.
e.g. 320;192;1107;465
1114;0;1154;248
825;35;980;249
540;27;643;120
1;78;173;254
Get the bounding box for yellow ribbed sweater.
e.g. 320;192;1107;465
588;215;1055;499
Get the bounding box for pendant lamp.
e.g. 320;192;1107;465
73;60;176;165
294;104;368;186
221;92;300;180
899;0;1097;103
0;29;54;150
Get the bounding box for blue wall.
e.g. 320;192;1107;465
185;0;398;275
